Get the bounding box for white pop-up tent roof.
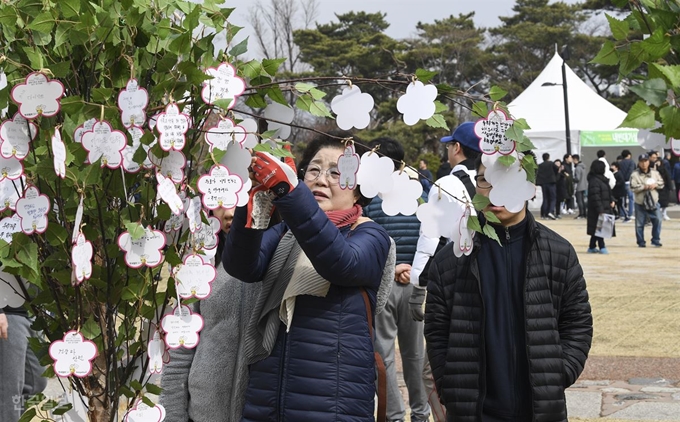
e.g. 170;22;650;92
507;52;663;164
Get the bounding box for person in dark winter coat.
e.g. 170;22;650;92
610;162;628;221
224;134;392;422
424;155;593;422
536;153;558;219
586;160;615;254
554;159;569;218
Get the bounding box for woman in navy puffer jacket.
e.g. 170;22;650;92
224;134;391;422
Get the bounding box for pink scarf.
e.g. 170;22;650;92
325;204;363;228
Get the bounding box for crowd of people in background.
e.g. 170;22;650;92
535;148;676;253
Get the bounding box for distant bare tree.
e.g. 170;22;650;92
248;0;319;73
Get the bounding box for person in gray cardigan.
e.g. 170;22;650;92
161;208;260;422
573;154;588;219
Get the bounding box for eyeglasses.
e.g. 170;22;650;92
474;174;492;189
303;165;341;185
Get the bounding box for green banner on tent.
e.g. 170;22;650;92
580;130;639;147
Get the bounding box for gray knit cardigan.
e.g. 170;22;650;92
160;266;260;422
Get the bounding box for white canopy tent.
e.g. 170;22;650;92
507;52;664;166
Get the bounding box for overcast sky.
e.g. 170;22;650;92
226;0;584;44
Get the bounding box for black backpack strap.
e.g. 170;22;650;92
452;169;476;201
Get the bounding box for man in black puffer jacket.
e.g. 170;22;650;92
424;156;593;422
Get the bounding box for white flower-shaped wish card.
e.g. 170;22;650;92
147;331;168;375
396;81;437;126
0;71;7;117
456;206;474;257
356;152;394;199
125;400;166;422
16;185;50;235
163;193;186;234
336;143;360;190
122;126;153;173
0;214;22;243
475;110;516;156
161;304;204;349
157;173;185;215
218;141;252;183
264;102;294;139
10;72;65;119
174;254;217;300
183;196;202;234
416;175;468;241
0;112;38;160
380;171;423;216
52;129;67;179
481;153;535;213
48;331;98;378
234;116;259;149
149;150;186;184
156;103;190;151
192;215;221;251
81;120;127;169
117;227;166;268
117;79;149;128
331;85;375;130
71;233;93;285
671;138;680;157
197;165;245;210
205;118;247;152
0;178;23;212
201;62;245;107
0;269;26;308
73;118;96;144
0;156;24;181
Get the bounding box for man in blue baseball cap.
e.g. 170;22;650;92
408;121;483;422
440;121;483;199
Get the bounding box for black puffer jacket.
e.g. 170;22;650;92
424;212;592;422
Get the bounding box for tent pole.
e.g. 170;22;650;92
561;49;572;156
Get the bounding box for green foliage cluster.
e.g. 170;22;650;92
592;0;680;139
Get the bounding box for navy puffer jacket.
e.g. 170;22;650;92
364;197;420;265
224;184;391;422
424;212;592;422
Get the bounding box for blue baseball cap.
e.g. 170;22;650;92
440;121;481;152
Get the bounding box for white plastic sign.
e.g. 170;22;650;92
481;153;535;213
122;126;149;173
10;72;65;119
174;254;217;299
264;102;294;139
380;171;423;216
117;227;166;268
161;305;204;349
0;270;26;308
48;331;98;378
81;121;127;169
192;216;221;251
0;112;38;160
15;185;50;234
356;152;394;198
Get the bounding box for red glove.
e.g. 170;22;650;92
251;151;298;197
